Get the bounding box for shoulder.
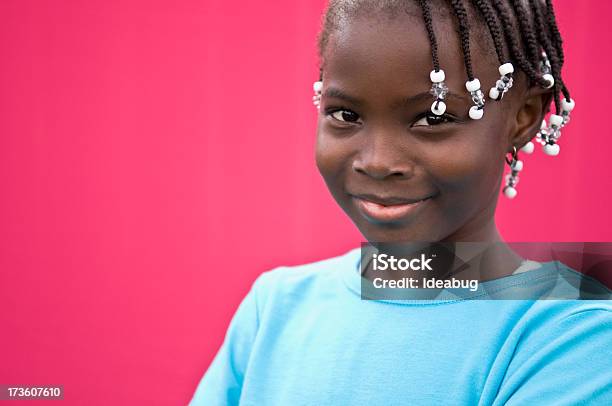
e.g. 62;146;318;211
249;247;359;309
508;260;612;300
542;260;611;299
496;299;612;404
253;247;359;292
517;259;612;321
512;295;612;347
488;260;612;341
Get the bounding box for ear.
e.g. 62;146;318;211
510;87;554;151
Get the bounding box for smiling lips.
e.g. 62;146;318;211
352;194;432;223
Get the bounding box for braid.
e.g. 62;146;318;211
418;0;440;71
317;0;574;116
471;0;506;65
491;0;548;88
545;0;564;65
528;0;569;112
546;42;569;111
509;0;540;63
449;0;475;81
543;0;571;102
529;0;556;68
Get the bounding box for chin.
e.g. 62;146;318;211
355;220;437;244
339;205;422;244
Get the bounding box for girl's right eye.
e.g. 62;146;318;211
328;109;361;123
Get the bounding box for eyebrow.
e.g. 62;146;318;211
323;86;470;106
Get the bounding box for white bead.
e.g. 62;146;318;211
499;63;515;76
540;119;547;129
469;106;484;120
431;100;446;115
561;98;575;112
465;79;481;92
511;160;523;171
521;141;534;154
489;87;500;100
430;69;445;83
543;143;560;156
542;74;555;89
504;186;517;199
549;114;563;127
313;81;323;93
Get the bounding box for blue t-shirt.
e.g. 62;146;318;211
190;248;612;405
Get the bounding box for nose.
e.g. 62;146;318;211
352;134;415;180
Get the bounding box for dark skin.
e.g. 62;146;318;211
315;10;553;282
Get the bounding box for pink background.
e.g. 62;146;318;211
1;0;610;404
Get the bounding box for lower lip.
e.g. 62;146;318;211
354;197;430;223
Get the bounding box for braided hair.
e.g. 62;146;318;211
418;0;441;72
317;0;571;115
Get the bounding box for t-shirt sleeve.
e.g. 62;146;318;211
493;307;612;406
189;271;271;406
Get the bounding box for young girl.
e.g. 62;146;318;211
191;0;611;404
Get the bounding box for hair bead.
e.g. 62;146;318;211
503;147;521;199
543;143;560;156
430;70;446;83
560;97;575;125
431;100;447;116
429;69;449;116
520;141;535;154
561;98;575;112
489;62;514;101
466;79;485;119
312;81;323;109
498;62;515;76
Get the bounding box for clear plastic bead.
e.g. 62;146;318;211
540;58;552;74
505;174;519;187
471;92;484;106
430;82;448;99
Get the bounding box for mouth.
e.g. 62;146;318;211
351;194;434;223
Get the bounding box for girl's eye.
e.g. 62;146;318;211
329;109;361;123
412;113;454;127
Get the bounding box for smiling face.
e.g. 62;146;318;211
315;7;546;244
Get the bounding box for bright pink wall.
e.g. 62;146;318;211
0;1;610;404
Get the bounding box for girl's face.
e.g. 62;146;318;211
316;13;544;243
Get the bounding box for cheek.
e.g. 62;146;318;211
424;131;506;195
315;126;348;181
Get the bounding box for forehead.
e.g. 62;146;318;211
322;14;500;102
321;0;496;54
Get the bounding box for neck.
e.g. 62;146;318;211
362;215;525;284
441;208;525;280
442;208;503;243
